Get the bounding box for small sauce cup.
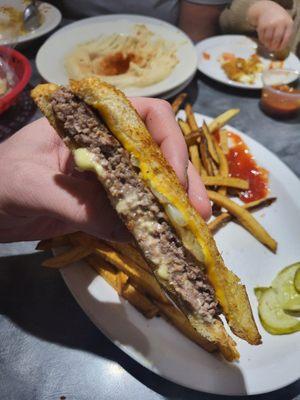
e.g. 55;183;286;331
261;69;300;118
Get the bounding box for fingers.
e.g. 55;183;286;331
186;161;212;221
131;98;211;220
259;26;274;50
270;24;285;51
130;97;189;188
279;24;293;51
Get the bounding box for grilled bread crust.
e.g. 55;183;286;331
32;79;261;360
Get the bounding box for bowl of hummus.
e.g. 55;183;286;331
65;24;179;89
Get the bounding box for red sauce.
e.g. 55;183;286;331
226;132;269;203
261;84;300;118
98;52;137;76
203;51;211;60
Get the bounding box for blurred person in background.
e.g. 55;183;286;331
220;1;299;57
49;0;230;41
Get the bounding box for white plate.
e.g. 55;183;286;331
60;113;300;395
36;14;197;97
0;1;61;46
196;35;300;89
160;72;195;100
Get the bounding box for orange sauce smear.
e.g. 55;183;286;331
203;52;211;60
223;131;269;202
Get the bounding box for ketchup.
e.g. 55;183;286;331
261;85;300;118
225;132;269;203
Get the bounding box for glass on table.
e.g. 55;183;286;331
261;69;300;119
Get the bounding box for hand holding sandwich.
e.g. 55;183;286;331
0;97;211;243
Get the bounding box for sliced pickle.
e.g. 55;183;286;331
271;262;300;306
295;268;300;293
254;287;268;302
283;297;300;313
258;288;300;335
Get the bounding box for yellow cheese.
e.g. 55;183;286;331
157;264;169;280
73;148;105;177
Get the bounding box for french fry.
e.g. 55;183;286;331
69;232;151;272
42;245;93;268
87;253;119;288
87;255;159;318
171;92;187;114
219;129;229;155
207;191;277;252
208;109;240;133
116;271;129;295
178;119;204;175
199;137;214;176
108;241;151;272
213;137;229;197
91;245;168;304
209;197;277;233
202;121;219;164
201;176;249;189
122;284;159;318
184;129;201;146
185;103;198;131
36;235;71;251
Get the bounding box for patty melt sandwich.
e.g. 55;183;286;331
31;78;261;361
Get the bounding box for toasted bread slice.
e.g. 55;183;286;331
31;79;260;360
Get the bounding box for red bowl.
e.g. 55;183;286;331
0;46;32;114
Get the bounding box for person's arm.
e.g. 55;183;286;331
179;1;227;42
0;98;211;243
248;1;294;51
220;0;295;52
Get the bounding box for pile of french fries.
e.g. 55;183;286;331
37;232;216;352
172;93;277;253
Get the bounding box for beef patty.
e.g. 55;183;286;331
51;88;219;322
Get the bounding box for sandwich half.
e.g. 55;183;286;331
31;78;261;361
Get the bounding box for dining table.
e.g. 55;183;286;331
0;20;300;400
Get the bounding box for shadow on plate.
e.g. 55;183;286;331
0;252;299;399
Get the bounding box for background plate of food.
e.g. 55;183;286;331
196;35;300;89
40;108;300;396
0;1;61;46
36;14;197;97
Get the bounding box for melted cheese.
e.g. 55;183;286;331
73;148;105;177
